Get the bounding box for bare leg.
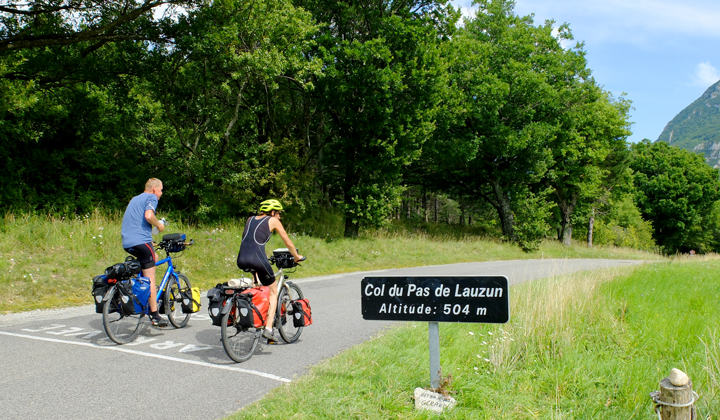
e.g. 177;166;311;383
265;281;278;330
144;266;158;313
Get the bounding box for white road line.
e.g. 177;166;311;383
0;331;291;383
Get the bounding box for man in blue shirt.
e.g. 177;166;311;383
122;178;167;327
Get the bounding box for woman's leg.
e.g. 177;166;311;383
265;281;278;330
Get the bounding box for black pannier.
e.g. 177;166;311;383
207;284;229;326
92;275;107;313
105;257;142;280
92;275;136;314
233;294;256;328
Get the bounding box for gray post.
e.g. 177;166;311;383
429;321;441;389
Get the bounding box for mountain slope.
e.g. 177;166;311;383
656;80;720;167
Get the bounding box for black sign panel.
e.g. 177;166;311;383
361;276;509;323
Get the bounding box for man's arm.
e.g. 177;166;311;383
145;209;164;232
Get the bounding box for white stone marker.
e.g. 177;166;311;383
414;387;457;413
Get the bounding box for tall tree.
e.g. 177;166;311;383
296;0;458;237
425;0;586;242
630;139;720;253
142;0;321;219
546;87;632;245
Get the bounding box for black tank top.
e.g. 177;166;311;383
241;216;271;246
236;216;274;282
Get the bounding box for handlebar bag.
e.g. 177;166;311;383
291;299;313;327
241;286;270;328
181;286;202;314
162;233;187;253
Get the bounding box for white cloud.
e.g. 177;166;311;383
694;62;720;87
452;0;720;44
515;0;720;40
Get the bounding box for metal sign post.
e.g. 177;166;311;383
429;321;441;389
362;276;510;390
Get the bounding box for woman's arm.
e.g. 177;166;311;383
268;218;304;261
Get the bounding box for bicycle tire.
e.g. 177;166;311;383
221;298;260;362
277;282;304;343
165;272;191;328
102;285;142;344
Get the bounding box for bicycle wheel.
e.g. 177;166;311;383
165;272;191;328
221;298;260;363
103;285;142;344
277;282;304;343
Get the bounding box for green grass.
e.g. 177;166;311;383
0;210;663;314
230;257;720;419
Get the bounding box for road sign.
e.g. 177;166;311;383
361;276;509;323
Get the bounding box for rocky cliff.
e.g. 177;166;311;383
657;80;720;167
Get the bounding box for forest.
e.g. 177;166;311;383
1;0;719;254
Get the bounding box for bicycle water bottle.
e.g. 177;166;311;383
152;218;166;235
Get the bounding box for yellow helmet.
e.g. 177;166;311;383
259;199;283;213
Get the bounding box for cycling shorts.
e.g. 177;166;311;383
124;242;156;270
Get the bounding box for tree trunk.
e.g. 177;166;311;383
587;212;595;248
491;179;515;240
434;196;438;223
423;190;428;223
344;215;359;238
555;191;576;246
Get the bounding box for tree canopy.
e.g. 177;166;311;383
0;0;715;254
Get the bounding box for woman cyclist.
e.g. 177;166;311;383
237;199;303;342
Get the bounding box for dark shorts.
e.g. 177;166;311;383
237;251;275;286
124;243;156;270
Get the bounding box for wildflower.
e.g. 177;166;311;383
484;358;490;362
481;341;487;345
474;367;478;371
99;235;103;238
488;332;493;335
468;331;474;335
93;236;96;239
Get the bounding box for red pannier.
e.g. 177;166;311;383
291;299;312;327
241;286;270;328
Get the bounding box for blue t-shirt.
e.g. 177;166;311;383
121;193;158;248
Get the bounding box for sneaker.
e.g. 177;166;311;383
262;328;274;340
150;313;168;327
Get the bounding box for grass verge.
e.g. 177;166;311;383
0;211;663;313
230;257;720;419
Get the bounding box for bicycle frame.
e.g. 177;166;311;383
152;253;179;312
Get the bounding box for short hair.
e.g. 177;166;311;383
145;178;162;191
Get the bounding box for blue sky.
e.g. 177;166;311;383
449;0;720;143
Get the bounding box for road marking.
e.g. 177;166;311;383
0;331;291;383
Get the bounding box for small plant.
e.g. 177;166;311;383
430;370;454;397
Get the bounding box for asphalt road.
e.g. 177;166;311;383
0;259;645;420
